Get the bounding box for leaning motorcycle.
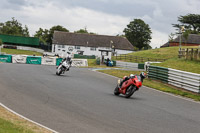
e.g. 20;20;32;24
56;61;70;75
114;74;145;98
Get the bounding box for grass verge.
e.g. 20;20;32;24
1;48;43;56
98;69;200;101
0;105;52;133
152;57;200;74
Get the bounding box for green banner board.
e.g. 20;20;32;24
56;58;63;66
0;54;12;63
26;56;42;65
74;54;95;59
138;63;144;69
0;34;39;46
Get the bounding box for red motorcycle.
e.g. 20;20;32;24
114;73;146;98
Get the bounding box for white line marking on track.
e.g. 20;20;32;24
0;103;59;133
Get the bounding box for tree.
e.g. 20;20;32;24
168;33;176;42
123;19;152;50
48;25;69;44
173;14;200;34
34;25;69;45
34;28;49;44
0;17;29;36
74;27;97;34
74;28;89;34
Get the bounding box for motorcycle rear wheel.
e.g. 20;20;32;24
125;85;137;98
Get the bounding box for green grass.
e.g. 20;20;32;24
98;69;200;101
128;47;179;59
1;48;43;56
152;57;200;74
112;46;200;74
0;118;34;133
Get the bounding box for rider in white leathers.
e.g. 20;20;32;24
61;52;72;71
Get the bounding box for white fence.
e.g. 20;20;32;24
168;68;200;93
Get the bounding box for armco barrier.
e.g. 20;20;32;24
0;54;12;63
116;61;138;69
168;68;200;93
116;61;144;70
26;56;42;65
138;63;144;69
148;66;168;83
148;65;200;93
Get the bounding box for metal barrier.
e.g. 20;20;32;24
115;61;144;70
148;65;200;93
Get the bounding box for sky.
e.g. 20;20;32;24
0;0;200;48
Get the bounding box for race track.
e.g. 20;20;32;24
0;63;200;133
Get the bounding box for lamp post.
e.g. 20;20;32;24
179;26;185;49
110;40;113;49
179;26;184;58
110;40;114;56
112;45;115;56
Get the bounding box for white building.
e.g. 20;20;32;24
52;31;134;60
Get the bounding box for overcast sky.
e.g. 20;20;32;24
0;0;200;48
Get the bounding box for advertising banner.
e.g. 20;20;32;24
0;54;12;63
72;59;88;67
12;55;27;64
56;58;88;67
26;56;42;65
42;57;56;65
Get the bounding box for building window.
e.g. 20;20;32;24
90;47;96;51
75;46;80;49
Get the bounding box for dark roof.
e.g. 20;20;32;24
53;31;134;51
160;42;169;48
161;34;200;48
172;34;200;44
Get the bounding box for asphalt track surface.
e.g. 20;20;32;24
0;63;200;133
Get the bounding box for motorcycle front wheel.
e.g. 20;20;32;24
114;86;120;95
56;67;62;75
125;85;137;98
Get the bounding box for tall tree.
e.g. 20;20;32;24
173;14;200;34
34;25;69;45
34;28;49;44
74;28;89;34
74;27;96;34
0;17;29;36
48;25;69;44
123;19;152;50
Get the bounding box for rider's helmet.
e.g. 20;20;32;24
140;72;146;79
130;74;135;78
